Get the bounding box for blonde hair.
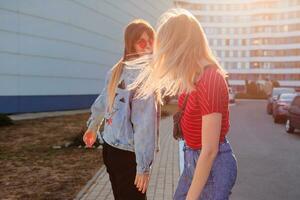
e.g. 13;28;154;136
129;9;226;104
107;19;154;112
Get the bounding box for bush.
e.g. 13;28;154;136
236;92;267;99
0;114;14;127
242;81;268;99
272;80;280;88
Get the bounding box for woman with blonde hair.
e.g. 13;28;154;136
130;9;237;200
83;19;159;200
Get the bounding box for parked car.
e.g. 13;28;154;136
272;93;297;123
229;87;235;104
266;87;296;114
286;94;300;134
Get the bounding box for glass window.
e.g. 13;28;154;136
238;51;242;57
225;51;230;57
222;51;225;57
223;27;227;34
237;62;241;69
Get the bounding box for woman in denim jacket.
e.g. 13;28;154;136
83;19;159;200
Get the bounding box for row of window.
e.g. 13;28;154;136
209;39;248;46
204;24;300;35
250;36;300;45
250;49;300;57
175;1;300;11
208;36;300;47
221;61;300;69
249;62;300;69
221;62;250;69
214;49;300;58
214;50;250;58
197;11;300;23
229;74;300;81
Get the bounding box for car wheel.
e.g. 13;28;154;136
267;104;272;115
285;119;295;134
273;115;280;123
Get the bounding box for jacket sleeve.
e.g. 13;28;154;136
86;71;110;132
131;94;157;174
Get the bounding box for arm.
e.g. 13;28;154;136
186;113;222;199
131;94;157;193
187;69;226;199
86;72;110;132
131;94;157;174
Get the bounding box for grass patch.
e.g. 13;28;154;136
0;113;103;199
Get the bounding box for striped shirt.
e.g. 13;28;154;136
178;66;230;149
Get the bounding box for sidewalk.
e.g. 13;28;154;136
75;117;180;200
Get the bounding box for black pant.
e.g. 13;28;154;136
103;142;147;200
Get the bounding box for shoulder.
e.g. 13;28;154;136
202;66;225;81
196;66;228;94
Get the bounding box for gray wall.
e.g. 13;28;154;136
0;0;174;113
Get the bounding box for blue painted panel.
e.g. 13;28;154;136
0;94;99;114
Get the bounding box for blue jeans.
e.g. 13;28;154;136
174;139;237;200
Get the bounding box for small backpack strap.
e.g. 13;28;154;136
181;94;189;112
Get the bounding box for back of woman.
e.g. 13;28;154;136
131;9;238;200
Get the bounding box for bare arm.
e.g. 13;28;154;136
186;113;222;199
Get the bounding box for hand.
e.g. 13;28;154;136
134;173;150;194
83;130;97;148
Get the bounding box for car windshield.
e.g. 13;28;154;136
272;88;295;96
279;93;297;101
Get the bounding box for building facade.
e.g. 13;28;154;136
0;0;173;114
175;0;300;92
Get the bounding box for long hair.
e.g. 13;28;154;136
107;19;154;112
129;9;226;104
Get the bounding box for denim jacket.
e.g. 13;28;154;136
86;64;160;174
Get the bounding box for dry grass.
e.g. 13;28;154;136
0;103;178;200
0;113;102;200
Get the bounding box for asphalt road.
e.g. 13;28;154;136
229;100;300;200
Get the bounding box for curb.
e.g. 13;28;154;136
9;109;90;121
236;99;267;102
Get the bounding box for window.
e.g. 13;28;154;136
242;39;247;45
225;51;230;57
226;39;230;45
238;51;242;57
213;39;218;46
233;51;238;57
245;62;250;69
217;39;222;46
222;27;226;34
221;51;226;57
237;62;241;69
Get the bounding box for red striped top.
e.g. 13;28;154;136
178;66;230;149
